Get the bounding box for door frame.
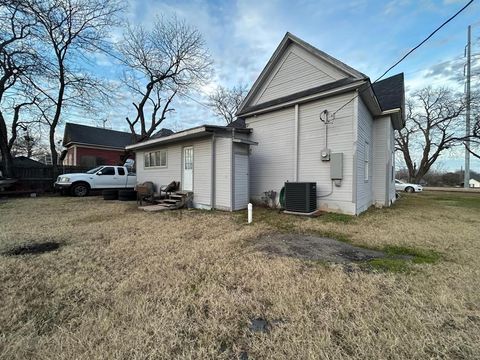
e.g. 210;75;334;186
182;145;194;191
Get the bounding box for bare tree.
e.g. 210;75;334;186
10;125;41;158
0;1;41;177
207;84;248;124
119;16;212;141
20;0;123;167
395;87;467;183
465;98;480;160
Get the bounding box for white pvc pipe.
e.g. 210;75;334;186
247;203;253;224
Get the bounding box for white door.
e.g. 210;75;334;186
182;146;193;191
234;154;249;210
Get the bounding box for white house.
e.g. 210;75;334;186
126;125;255;211
469;179;480;188
127;33;405;215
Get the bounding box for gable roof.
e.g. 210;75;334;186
237;32;368;115
372;73;405;112
63;123;137;149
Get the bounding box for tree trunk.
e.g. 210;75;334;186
49;63;66;169
0;114;14;178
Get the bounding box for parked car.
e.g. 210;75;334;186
55;165;136;197
395;179;423;193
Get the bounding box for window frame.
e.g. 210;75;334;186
99;166;115;176
144;149;168;169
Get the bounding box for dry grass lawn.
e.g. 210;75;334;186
1;192;479;359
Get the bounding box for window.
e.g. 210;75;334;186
118;167;125;176
100;167;115;175
364;142;369;181
144;149;167;168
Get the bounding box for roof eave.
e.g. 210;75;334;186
380;108;404;130
126;125;252;151
238;79;366;118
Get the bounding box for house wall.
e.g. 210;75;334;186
214;136;232;210
371;114;397;207
388;118;397;204
134;136;214;209
372;116;388;206
246;91;357;214
246;106;295;204
232;143;250;210
65;145;125;167
193;138;212;207
355;97;374;214
250;43;348;106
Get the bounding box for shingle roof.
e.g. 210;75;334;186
62;123;137;149
0;156;46;168
372;73;405;112
227;118;246;129
151;128;175;138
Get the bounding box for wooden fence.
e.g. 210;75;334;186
9;165;91;193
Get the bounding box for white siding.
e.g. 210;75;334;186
297;94;356;214
135;144;182;191
371;115;397;207
388;119;397;204
372;116;388;206
247;107;295;201
246;92;357;214
355;97;374;214
233;154;249;210
214;136;232;210
251;43;348;106
192;138;212;207
134;137;212;208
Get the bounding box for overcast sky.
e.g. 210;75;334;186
70;0;480;171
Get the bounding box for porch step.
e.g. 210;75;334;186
161;199;180;204
169;194;184;199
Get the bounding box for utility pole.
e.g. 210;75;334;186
464;25;471;189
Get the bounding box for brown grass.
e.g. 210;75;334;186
0;193;479;359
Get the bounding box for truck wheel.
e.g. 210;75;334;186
71;183;89;197
118;189;137;201
103;190;118;200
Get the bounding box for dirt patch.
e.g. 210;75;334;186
3;242;61;256
254;233;388;264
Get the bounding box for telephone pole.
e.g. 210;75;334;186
464;25;471;189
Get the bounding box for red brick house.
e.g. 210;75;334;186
61;123;175;167
61;123;139;167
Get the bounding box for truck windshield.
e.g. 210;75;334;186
86;166;103;174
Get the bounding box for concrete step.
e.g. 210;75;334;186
161;199;180;204
170;194;184;199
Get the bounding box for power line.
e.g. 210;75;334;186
331;0;474;117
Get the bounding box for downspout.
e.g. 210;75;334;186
211;133;216;210
294;104;299;181
230;128;234;211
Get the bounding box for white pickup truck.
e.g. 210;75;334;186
54;165;136;197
